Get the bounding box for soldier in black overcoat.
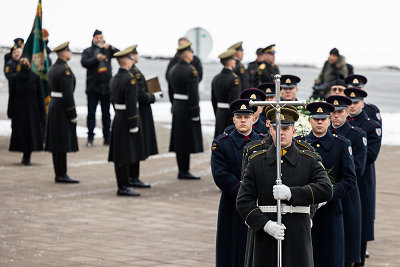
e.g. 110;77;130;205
108;47;147;197
211;99;264;267
257;82;276;124
247;48;264;87
4;45;23;82
4;38;24;68
237;107;333;267
7;56;45;165
228;42;250;92
128;45;163;188
345;88;382;267
327;95;367;266
300;102;357;267
45;42;79;183
252;44;280;86
168;42;203;180
240;88;268;135
211;49;241;137
345;74;382;125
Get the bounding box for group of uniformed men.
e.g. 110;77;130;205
210;42;382;267
4;33;382;266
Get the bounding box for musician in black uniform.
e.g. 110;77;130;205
237;107;333;267
253;44;280;86
247;48;264;87
345;74;382;125
45;42;79;183
228;42;250;91
168;42;203;180
4;38;24;67
4;45;23;82
108;46;146;196
128;45;163;188
211;49;241;137
280;74;300;101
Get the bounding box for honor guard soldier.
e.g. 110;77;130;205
253;44;280;86
128;45;163;188
300;102;357;267
237;106;332;267
108;46;146;196
257;82;276;124
211;99;264;267
4;45;23;82
345;74;382;125
45;42;79;183
344;88;382;267
211;49;241;137
280;74;300;101
247;48;264;87
228;42;250;91
240;88;269;134
168;42;203;180
4;38;24;67
327;95;367;266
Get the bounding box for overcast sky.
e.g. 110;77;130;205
1;0;399;67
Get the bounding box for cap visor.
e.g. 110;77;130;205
311;114;330;119
334;106;346;111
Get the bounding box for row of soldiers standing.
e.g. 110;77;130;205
209;42;382;267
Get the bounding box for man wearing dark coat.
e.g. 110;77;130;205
247;48;264;87
168;42;203;180
108;46;146;197
237;107;333;267
4;45;22;82
327;95;367;266
211;99;263;267
128;45;163;188
7;56;45;165
228;42;250;92
81;29;119;147
4;38;24;67
252;44;280;86
345;88;382;267
211;49;241;138
45;42;79;183
300;102;357;267
166;37;203;103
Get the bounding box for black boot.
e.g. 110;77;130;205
129;177;151;188
117;186;141;196
178;171;201;180
55;174;79;183
21;152;31;166
115;163;140;196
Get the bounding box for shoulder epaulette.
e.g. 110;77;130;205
350;125;363;134
232;72;238;78
332;133;348;142
249;149;267;160
248;140;265;151
299;150;318;159
295;139;314;151
217;133;229;142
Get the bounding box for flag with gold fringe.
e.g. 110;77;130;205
23;0;50;110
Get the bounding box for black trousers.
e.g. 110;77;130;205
87;93;111;140
114;163;129;188
52;153;67;177
129;162;140;178
23;152;31;160
176;153;190;172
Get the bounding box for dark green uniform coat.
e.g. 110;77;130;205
253;62;280;86
131;64;158;157
233;59;250;92
8;70;45;152
237;144;333;267
211;68;241;137
45;58;78;153
168;60;203;154
108;68;146;163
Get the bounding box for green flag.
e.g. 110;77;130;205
23;0;50;108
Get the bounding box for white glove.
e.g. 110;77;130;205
273;184;291;200
129;127;139;133
317;201;327;209
70;117;78;124
153;92;163;101
310;219;313;228
264;220;286;240
191;116;200;122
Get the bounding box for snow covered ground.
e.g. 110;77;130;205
0;101;397;145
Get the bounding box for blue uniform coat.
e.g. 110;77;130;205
330;121;367;263
348;110;382;241
304;131;357;267
211;129;263;267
